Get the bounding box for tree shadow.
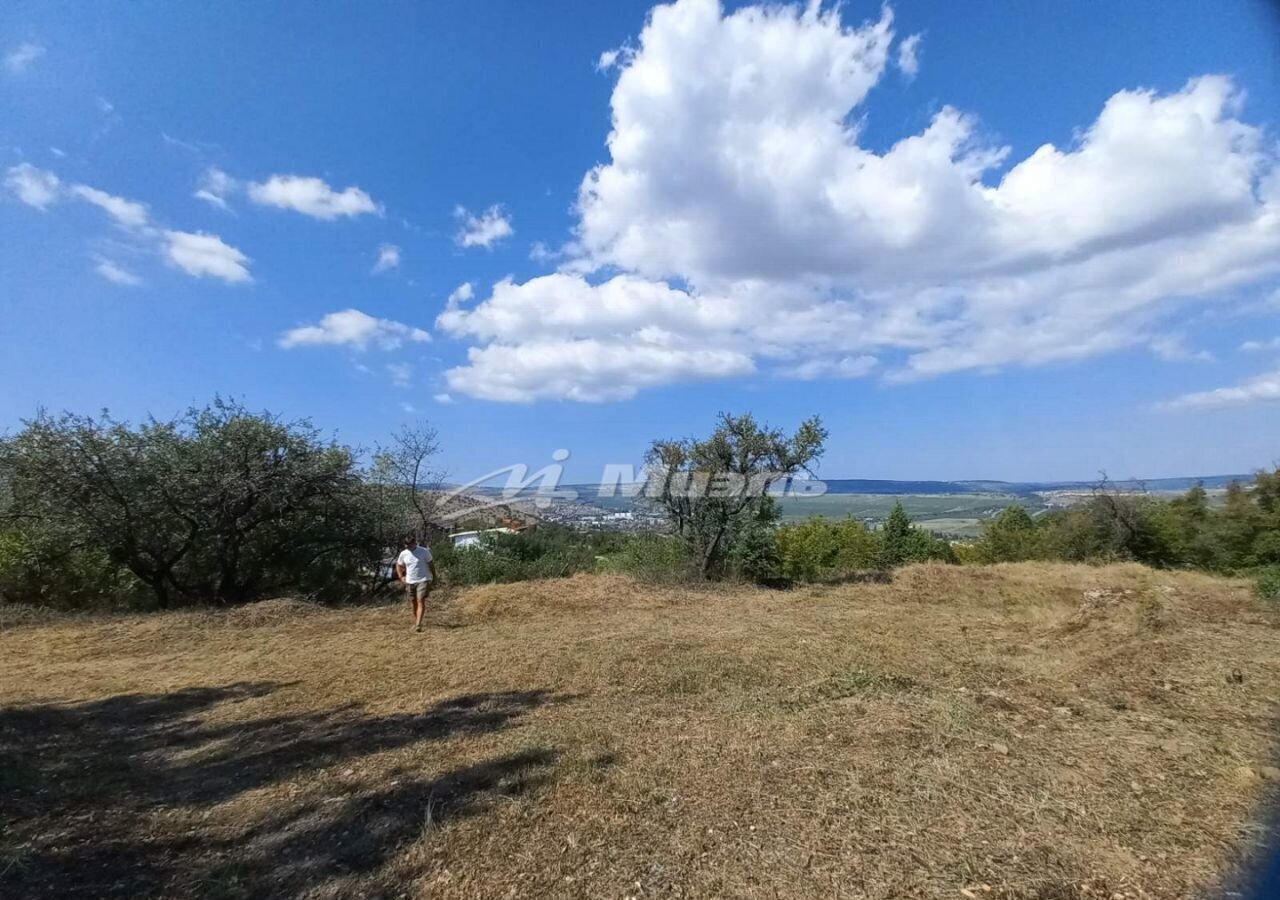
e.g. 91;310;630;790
0;683;574;898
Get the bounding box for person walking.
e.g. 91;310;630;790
395;534;438;632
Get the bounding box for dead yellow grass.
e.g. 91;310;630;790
1;563;1278;899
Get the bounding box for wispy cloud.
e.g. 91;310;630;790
94;258;142;286
4;162;60;208
1240;337;1280;353
372;243;401;274
68;184;149;229
1159;369;1280;410
386;362;412;387
6;165;151;229
5;42;45;74
1149;334;1213;363
7;163;251;285
896;33;922;78
194;166;237;211
782;355;877;380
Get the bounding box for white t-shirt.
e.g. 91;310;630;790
396;546;433;583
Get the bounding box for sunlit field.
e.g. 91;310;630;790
3;563;1277;899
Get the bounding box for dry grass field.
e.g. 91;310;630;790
2;563;1278;899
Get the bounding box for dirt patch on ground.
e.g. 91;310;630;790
1;563;1277;898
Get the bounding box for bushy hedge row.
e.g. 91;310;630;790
772;503;952;582
429;527;702;587
434;502;954;589
962;472;1280;599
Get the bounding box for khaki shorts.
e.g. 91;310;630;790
405;580;433;601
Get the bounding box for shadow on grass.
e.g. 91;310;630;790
0;683;572;898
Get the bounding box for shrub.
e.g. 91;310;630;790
604;534;694;583
1254;566;1280;603
774;517;837;582
972;505;1042;563
0;526;147;609
774;516;885;582
431;525;604;587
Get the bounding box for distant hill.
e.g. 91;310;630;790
463;473;1253;501
814;475;1251;495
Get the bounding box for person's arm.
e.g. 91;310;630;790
395;552;407;582
429;559;439;582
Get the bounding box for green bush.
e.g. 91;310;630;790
429;525;605;587
971;505;1042;563
1254;566;1280;603
602;534;694;582
0;525;147;609
774;516;887;582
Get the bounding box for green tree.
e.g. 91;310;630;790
645;412;826;579
878;502;914;568
878;501;953;568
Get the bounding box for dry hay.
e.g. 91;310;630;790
1;562;1277;899
215;595;324;627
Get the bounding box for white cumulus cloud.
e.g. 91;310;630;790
437;0;1280;402
445;282;474;309
163;230;252;283
248;175;380;220
454;204;514;248
278;309;430;350
445;339;752;402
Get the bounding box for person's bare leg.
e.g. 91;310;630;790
407;586;422;631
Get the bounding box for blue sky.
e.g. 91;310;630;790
3;0;1279;483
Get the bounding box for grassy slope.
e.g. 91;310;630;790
1;564;1278;899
